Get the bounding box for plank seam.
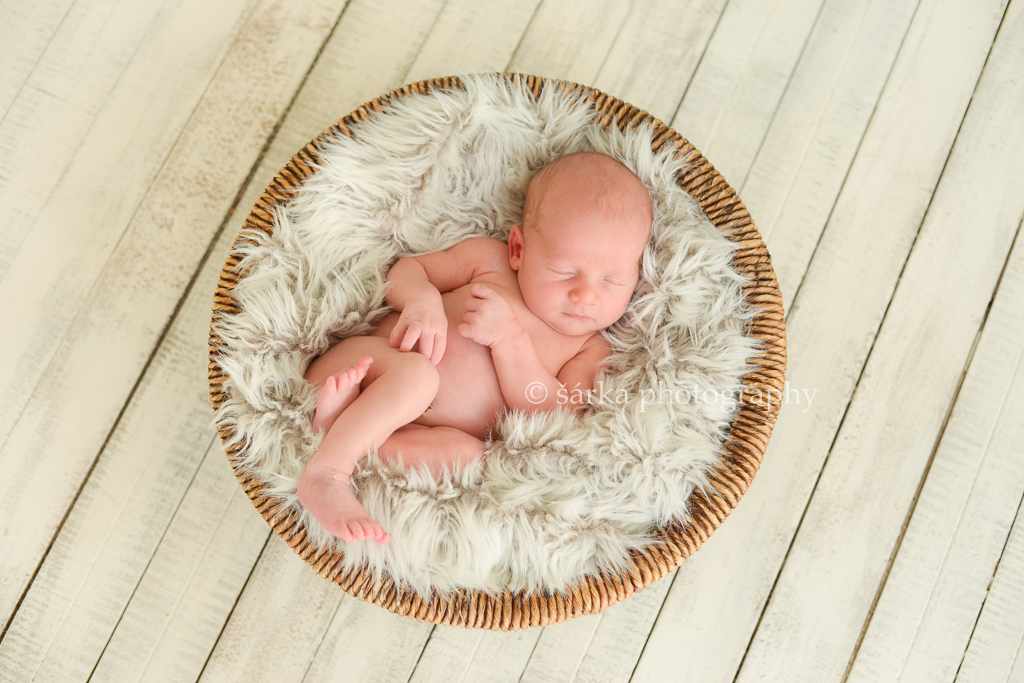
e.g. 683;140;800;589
593;0;636;85
736;0;830;193
83;432;219;681
505;0;549;71
283;5;457;676
298;595;350;682
0;0;75;123
730;3;944;671
953;489;1024;682
400;0;452;84
405;625;438;683
664;0;735;130
783;0;924;313
191;532;273;683
189;0;359;371
627;569;682;682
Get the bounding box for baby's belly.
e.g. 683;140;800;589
368;296;507;441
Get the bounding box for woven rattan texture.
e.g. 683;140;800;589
208;74;787;631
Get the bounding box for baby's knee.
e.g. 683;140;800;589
393;350;440;396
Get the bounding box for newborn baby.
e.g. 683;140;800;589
298;152;653;544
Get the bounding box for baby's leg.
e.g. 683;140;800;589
311;355;373;433
379;424;487;472
300;336;439;544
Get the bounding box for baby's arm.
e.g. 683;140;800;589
459;283;611;412
384;237;507;364
490;330;611;414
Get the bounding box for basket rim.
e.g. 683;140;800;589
207;72;787;631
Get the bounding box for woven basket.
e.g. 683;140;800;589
208;74;786;630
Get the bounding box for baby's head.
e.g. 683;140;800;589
509;152;653;335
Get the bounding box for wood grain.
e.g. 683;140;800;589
0;0;77;117
0;0;169;277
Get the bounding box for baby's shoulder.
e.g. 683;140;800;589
460;236;511;278
579;331;612;356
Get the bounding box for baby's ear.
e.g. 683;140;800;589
508;225;524;270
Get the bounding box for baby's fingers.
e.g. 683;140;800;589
419;332;434;361
398;324;421;352
388;321;406;348
429;332;446;365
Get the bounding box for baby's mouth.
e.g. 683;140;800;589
564;311;589;320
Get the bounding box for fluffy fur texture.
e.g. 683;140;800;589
213;74;759;599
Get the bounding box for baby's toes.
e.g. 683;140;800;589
349;520;370;542
336;525;355;544
359;518;382;541
371;523;391;544
354;356;373;377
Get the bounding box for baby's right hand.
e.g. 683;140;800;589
389;291;447;365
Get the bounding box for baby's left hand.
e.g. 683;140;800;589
459;283;523;348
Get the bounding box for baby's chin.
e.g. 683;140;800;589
546;312;605;336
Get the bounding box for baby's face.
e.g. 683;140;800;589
509;188;649;336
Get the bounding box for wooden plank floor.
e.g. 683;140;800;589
1;0;1022;680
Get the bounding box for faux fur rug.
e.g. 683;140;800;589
213;74;758;599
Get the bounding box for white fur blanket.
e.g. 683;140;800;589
213;74;758;598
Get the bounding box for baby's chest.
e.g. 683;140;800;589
442;274;576;375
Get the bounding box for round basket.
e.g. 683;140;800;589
208;73;786;630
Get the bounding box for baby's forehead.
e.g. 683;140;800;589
535;233;645;270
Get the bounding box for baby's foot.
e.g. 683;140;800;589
311;356;373;433
297;467;392;544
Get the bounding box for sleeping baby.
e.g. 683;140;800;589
297;152;653;544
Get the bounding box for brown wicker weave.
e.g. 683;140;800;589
208;74;786;631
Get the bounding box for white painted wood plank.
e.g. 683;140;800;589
91;443;270;683
956;499;1024;683
0;0;172;277
507;0;632;86
592;0;729;121
741;0;918;304
669;0;826;184
301;598;432;683
0;0;76;116
632;0;1006;680
249;0;447;184
197;536;344;683
525;576;672;683
734;1;1018;680
409;624;541;683
72;220;272;681
0;0;341;644
843;7;1024;679
404;0;542;85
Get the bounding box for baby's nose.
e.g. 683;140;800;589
569;283;600;305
